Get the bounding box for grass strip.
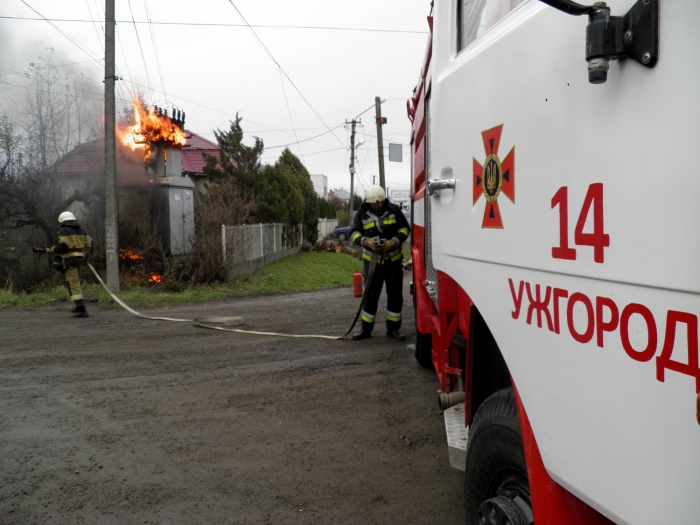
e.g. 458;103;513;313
0;251;364;310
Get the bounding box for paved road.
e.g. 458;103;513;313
0;283;464;524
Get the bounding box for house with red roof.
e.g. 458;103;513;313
181;131;221;194
52;130;221;249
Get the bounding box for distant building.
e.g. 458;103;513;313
310;174;328;199
328;188;351;203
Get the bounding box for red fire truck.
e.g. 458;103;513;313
408;1;699;524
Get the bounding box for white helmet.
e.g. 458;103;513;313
58;211;76;223
365;185;386;204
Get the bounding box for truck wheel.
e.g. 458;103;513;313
465;388;533;525
415;330;433;369
338;232;348;242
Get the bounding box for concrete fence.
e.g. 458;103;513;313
221;223;304;279
317;218;338;241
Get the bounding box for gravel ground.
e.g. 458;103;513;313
0;281;464;524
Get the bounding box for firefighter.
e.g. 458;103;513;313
350;185;411;341
34;211;93;318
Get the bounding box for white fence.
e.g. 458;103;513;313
221;223;304;266
317;218;338;240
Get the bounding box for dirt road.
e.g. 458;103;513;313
0;282;464;524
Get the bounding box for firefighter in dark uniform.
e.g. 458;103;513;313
350;185;411;341
34;211;93;318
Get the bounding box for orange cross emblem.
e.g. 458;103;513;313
473;124;515;229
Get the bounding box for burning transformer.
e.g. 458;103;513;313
117;95;195;256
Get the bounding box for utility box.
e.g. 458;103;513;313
152;176;195;256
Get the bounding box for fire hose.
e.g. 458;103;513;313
86;242;381;340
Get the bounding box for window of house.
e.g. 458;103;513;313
458;0;527;52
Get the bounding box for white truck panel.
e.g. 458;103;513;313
428;1;700;523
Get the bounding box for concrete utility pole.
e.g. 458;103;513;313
104;0;119;290
374;96;387;190
348;118;357;220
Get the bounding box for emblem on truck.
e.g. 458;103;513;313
473;124;515;228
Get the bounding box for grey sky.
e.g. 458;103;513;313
0;0;431;195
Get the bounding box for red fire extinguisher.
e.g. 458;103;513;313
353;270;363;297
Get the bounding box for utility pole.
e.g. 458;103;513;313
348;118;357;220
104;0;119;290
375;96;387;190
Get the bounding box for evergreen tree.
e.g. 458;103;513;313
202;113;263;197
255;164;304;225
277;148;319;243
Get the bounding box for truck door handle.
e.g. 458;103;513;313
427;178;456;197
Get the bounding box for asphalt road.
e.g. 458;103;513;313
0;282;465;524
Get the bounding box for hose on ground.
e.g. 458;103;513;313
86;251;377;340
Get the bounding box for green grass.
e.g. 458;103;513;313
0;251;364;310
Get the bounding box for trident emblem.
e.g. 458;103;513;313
472;124;515;229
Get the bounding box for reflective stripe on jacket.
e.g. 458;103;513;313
47;220;92;261
349;201;411;263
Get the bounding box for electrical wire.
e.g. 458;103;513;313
143;0;167;103
127;0;154;102
264;123;345;150
224;0;346;150
0;16;429;34
18;1;104;67
278;68;304;162
84;0;104;54
261;146;345;160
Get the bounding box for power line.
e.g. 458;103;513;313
224;0;346;150
143;0;167;102
84;0;104;54
18;1;104;67
0;79;130;105
127;0;154;102
278;68;303;161
0;16;428;34
264;123;344;150
261;146;345;160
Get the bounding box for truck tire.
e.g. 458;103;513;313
415;330;433;369
464;388;533;525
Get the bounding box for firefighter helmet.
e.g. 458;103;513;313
58;211;77;223
365;185;386;204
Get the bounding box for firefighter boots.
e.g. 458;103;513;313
73;306;89;318
386;330;406;341
352;326;372;340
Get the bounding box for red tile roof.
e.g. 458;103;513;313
54;139;104;174
183;132;218;150
53;130;221;177
182;130;220;176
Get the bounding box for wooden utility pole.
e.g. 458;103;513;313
348;119;357;220
374;96;386;190
104;0;119;290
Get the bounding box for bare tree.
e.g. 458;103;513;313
0;53;104;287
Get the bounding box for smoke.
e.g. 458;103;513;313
0;19;104;125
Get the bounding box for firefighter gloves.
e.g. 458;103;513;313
382;237;401;254
361;237;378;252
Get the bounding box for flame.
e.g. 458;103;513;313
119;248;143;261
118;94;186;150
148;272;162;283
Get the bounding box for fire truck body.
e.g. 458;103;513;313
409;1;700;524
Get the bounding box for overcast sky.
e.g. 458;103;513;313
0;0;431;196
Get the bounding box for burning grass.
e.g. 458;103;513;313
0;251;364;310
